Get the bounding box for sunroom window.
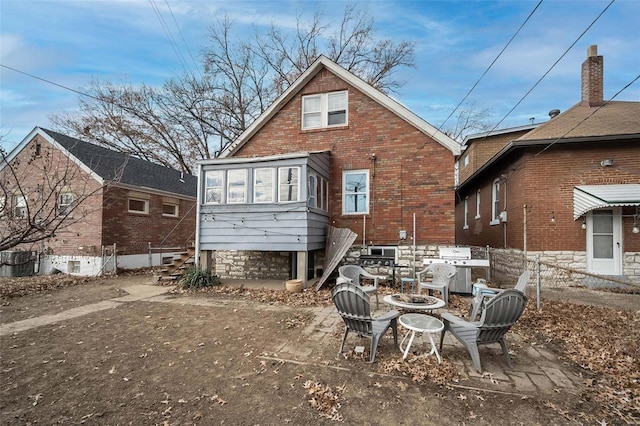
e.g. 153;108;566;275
279;167;300;202
254;168;275;203
205;170;224;204
227;169;247;204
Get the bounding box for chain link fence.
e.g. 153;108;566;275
479;247;640;310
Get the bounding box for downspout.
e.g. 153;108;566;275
195;163;202;269
503;177;508;248
523;204;527;254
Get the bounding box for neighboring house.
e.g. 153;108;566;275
0;127;197;276
455;46;640;281
196;55;461;286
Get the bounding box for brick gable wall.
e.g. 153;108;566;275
0;134;104;255
234;68;456;245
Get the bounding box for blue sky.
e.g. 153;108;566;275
1;0;639;149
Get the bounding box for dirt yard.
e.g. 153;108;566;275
1;273;638;425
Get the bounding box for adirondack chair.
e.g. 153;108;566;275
469;270;530;321
331;282;400;363
417;263;456;306
338;265;385;308
439;289;527;373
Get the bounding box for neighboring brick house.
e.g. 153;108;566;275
455;46;640;281
196;55;461;285
1;127;197;276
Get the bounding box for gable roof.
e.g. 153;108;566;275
5;127;196;198
220;55;461;157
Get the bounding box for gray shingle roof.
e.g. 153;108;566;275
41;128;196;198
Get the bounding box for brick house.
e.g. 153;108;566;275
455;46;640;281
196;55;461;286
1;127;197;276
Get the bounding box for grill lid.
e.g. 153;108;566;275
439;246;471;259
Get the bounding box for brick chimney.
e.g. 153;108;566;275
581;45;603;106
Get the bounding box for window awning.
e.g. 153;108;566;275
573;184;640;220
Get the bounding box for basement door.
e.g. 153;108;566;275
586;209;622;275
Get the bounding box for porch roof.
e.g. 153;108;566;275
573;184;640;220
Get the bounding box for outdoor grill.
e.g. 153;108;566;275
423;246;490;294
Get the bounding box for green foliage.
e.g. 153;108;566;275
180;266;221;289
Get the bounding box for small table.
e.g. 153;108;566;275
383;294;445;312
398;313;445;363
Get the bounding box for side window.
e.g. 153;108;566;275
13;195;27;218
343;170;369;215
227;169;247;204
279;167;300;202
464;196;469;229
302;91;347;129
0;196;6;218
254;168;275;203
475;189;481;219
57;192;74;217
491;179;500;225
205;170;224;204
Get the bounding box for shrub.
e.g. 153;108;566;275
180;266;221;289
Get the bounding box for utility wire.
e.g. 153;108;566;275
435;0;544;134
164;0;202;76
534;74;640;156
148;0;191;75
486;0;615;135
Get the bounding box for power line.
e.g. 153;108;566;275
436;0;544;134
148;0;191;76
534;74;640;156
164;0;202;76
486;0;615;135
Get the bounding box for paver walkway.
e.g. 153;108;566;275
1;282;592;397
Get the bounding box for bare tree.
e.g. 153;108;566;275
442;101;495;143
50;4;415;171
0;134;111;253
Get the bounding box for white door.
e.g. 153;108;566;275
586;209;622;275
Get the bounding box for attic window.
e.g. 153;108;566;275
35;142;42;157
302;91;347;129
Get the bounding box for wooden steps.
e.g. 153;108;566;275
156;247;195;283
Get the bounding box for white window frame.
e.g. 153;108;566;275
462;154;469;168
278;167;300;203
204;170;224;204
226;169;247;204
254;167;275;203
13;194;27;218
475;189;481;219
162;203;179;217
308;174;317;208
0;196;6;218
368;246;398;263
463;196;469;229
128;197;149;214
302;91;348;130
342;169;369;215
491;179;500;225
57;192;74;217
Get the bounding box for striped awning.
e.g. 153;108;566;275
573;184;640;220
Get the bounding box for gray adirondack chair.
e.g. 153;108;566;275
469;270;530;321
338;265;385;308
417;263;456;305
439;289;527;372
331;282;399;363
